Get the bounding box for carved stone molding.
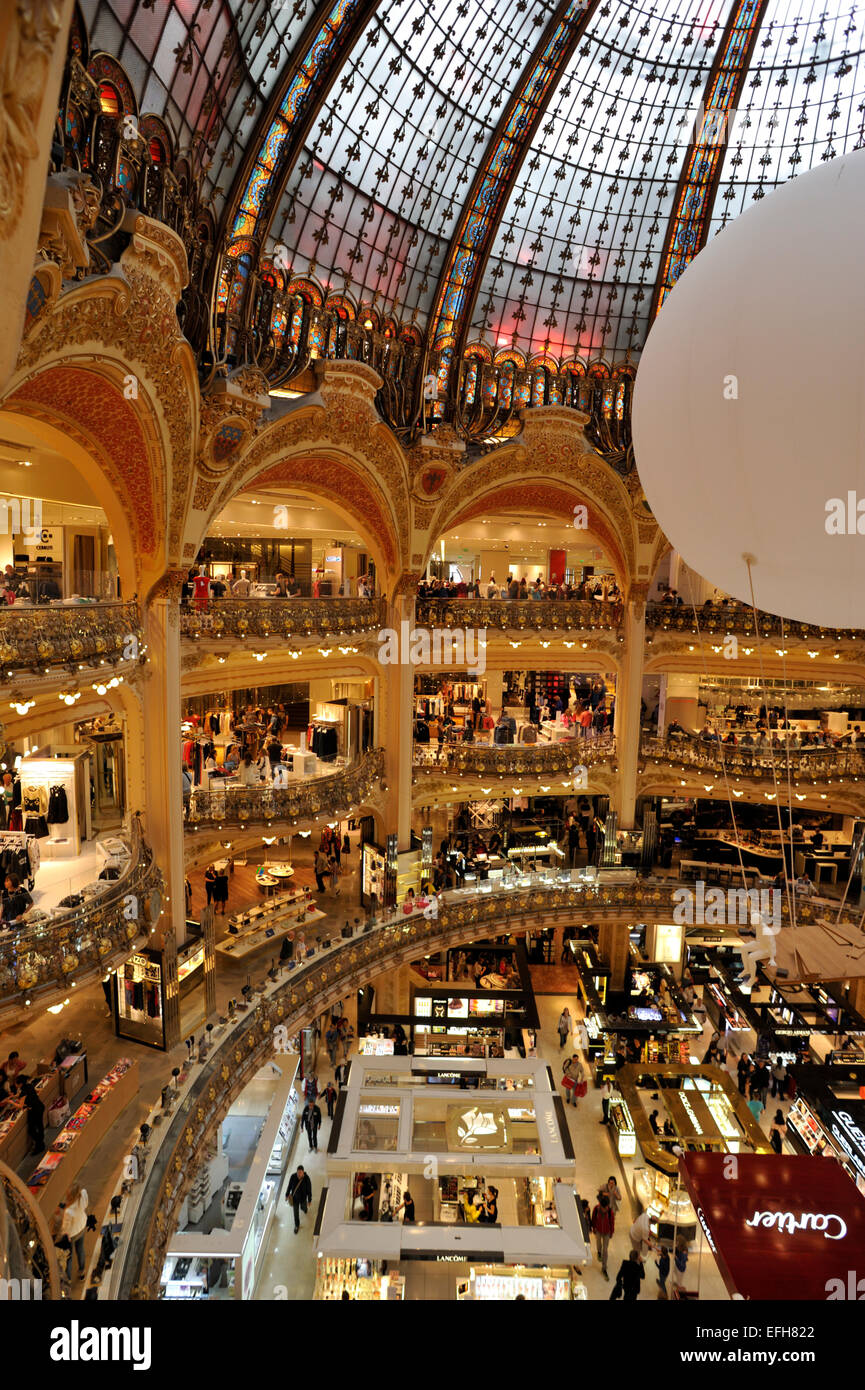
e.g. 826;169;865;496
0;0;65;239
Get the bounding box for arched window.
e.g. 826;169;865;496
98;82;120;116
148;137;165;164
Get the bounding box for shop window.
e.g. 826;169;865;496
353;1099;400;1152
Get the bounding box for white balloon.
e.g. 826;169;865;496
633;148;865;630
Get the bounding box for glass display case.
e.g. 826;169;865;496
609;1096;637;1156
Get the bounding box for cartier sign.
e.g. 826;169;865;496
745;1210;847;1240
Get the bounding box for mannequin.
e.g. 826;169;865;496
192;566;212;611
232;568;252;597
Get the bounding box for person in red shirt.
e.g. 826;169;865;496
591;1192;615;1280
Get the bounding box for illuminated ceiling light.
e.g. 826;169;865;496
821;793;827;798
339;646;352;655
9;697;34;715
680;780;686;786
742;647;753;655
732;790;743;797
563;641;574;648
540;641;549;648
93;682;108;695
765;793;776;801
775;648;787;657
481;787;491;794
540;785;550;792
509;641;521;648
252;651;267;662
319;648;332;657
290;651;300;659
833;652;841;659
795;794;806;801
704;784;714;792
807;650;819;658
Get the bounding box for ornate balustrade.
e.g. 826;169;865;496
414;736;615;779
415;597;622;635
183;749;385;830
0;601;141;679
0;821;161;1020
117;870;861;1297
180;596;385;645
645;603;861;643
640;734;865;784
0;1160;61;1299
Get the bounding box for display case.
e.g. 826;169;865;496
464;1264;572;1300
633;1167;698;1245
314;1256;404;1300
609;1096;637;1156
266;1088;299;1176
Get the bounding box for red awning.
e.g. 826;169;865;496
678;1153;865;1301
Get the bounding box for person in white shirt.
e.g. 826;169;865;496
629;1208;653;1258
59;1184;89;1279
485;575;498;599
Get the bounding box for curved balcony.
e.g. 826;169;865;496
415;597;622;635
639;734;865;788
0;820;161;1024
414;736;615;781
183;749;385;831
0;1160;62;1298
180;596;386;646
0;601;141;681
645;602;860;643
116;871;859;1297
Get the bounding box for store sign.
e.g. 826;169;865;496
830;1110;865;1178
745;1209;847;1240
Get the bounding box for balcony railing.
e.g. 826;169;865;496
116;869;861;1297
0;820;161;1016
414;736;615;779
645;603;861;642
0;601;141;678
415;597;622;634
640;734;865;784
180;596;386;644
183;749;385;830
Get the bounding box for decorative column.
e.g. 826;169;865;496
138;576;188;1048
0;0;75;392
598;923;629;993
614;595;646;830
376;587;415;849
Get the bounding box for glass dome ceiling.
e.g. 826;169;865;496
82;0;865;359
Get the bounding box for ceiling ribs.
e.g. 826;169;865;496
650;0;768;321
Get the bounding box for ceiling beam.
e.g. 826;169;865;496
650;0;768;322
212;0;381;310
427;0;601;366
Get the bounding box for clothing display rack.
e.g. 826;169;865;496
0;830;39;887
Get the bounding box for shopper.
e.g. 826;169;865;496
341;1023;355;1060
334;1060;348;1091
59;1184;90;1279
770;1056;787;1098
302;1098;322;1151
656;1245;671;1297
672;1236;690;1292
562;1054;582;1106
599;1077;613;1125
303;1072;318;1103
313;849;328;894
737;1052;751;1096
14;1077;45;1154
591;1192;615;1280
322;1080;337;1120
204;864;217;906
328;850;341;897
286;1166;312;1234
769;1108;785;1154
556;1007;572;1049
214;862;229;916
325;1023;340;1068
395;1191;416;1224
611;1250;645;1301
604;1175;622;1215
629;1206;653;1258
359;1173;378;1221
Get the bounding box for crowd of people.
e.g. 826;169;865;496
417;573;621;604
181;565;376;607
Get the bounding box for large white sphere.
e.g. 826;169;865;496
633;147;865;630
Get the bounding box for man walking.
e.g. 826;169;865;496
322;1080;337;1120
302;1098;322;1151
334;1059;348;1091
285;1165;312;1234
591;1193;615;1281
325;1022;340;1068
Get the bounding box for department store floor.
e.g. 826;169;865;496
2;819;790;1301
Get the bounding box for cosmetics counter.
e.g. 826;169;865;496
314;1256;404;1300
785;1065;865;1194
161;1062;300;1300
633;1167;698;1247
456;1265;581;1301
